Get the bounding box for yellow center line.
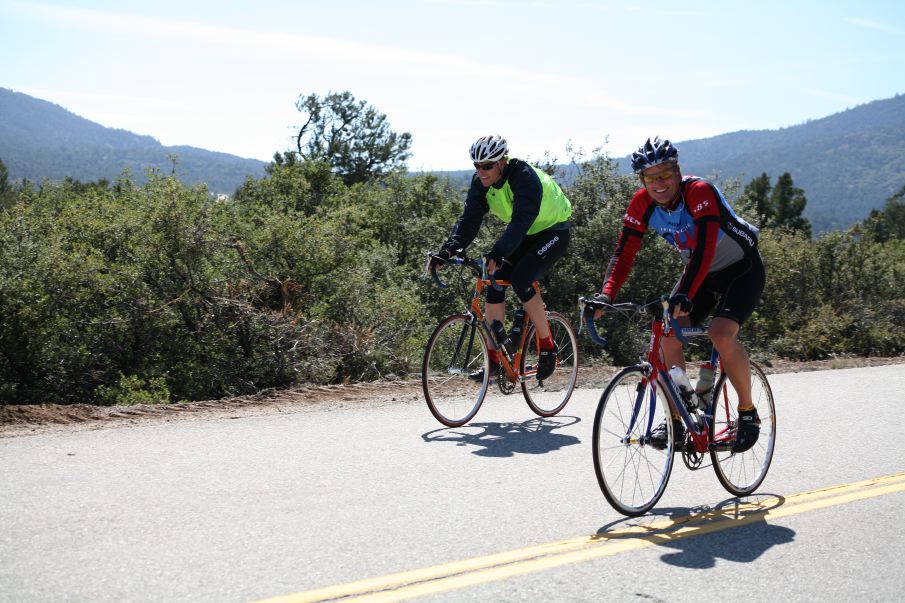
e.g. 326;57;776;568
256;472;905;603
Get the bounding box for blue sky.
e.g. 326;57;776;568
2;0;904;171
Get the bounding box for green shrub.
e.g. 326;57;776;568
95;373;171;406
0;149;902;406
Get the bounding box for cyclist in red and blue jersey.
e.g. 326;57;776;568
428;135;572;382
597;136;764;452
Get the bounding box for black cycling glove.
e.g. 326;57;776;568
484;247;503;267
428;244;460;271
594;293;612;305
439;242;461;258
668;293;693;315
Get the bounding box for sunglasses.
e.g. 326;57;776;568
474;162;497;171
641;168;676;184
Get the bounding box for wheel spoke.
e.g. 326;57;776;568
522;312;579;417
710;361;775;495
593;367;674;516
422;315;489;427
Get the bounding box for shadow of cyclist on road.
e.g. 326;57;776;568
656;501;795;568
421;416;580;457
594;495;794;568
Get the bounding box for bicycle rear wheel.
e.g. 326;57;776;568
709;361;776;495
521;311;579;417
593;366;675;516
422;314;490;427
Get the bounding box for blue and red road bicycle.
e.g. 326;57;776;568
580;294;776;516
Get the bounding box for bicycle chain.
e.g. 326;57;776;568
496;364;517;395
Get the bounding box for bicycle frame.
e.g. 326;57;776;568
584;296;735;455
424;255;579;427
436;257;542;384
646;317;712;454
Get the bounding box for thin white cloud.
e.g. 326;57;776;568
14;1;692;119
847;17;903;35
17;2;538;79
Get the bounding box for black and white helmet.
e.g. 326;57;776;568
630;136;679;173
469;135;508;163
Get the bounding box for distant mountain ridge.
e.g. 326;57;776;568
2;87;903;232
0;87;267;193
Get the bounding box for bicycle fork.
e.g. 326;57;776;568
445;313;482;376
621;366;658;446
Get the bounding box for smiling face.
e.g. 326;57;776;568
474;159;505;186
640;162;681;208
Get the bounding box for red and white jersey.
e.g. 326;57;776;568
602;176;759;299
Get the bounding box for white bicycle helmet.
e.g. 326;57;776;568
469;135;508;163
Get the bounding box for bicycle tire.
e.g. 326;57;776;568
422;314;490;427
709;360;776;496
593;366;675;516
520;311;579;417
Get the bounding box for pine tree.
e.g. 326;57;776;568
770;172;812;236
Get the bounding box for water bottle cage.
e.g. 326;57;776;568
680;390;696;411
510;312;525;340
490;321;513;357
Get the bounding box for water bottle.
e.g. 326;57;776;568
505;309;526;351
695;362;715;409
490;320;513;356
668;365;694;407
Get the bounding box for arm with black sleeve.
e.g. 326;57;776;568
441;174;489;255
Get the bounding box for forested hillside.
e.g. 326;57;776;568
622;94;905;233
0;87;266;193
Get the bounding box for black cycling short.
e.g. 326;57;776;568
486;226;570;304
686;251;765;326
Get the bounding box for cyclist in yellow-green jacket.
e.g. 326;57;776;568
428;135;572;381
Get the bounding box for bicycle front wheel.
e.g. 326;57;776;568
709;361;776;496
593;366;675;516
422;314;490;427
520;311;579;417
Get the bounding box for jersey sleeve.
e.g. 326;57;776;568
601;192;649;299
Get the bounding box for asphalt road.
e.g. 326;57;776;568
2;364;904;602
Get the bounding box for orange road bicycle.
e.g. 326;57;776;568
580;294;776;516
422;254;578;427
